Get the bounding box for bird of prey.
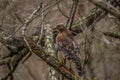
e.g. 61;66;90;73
54;24;83;77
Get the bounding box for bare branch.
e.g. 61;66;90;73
88;0;120;19
72;8;107;34
56;0;70;18
25;37;76;80
103;32;120;39
1;48;29;80
22;3;42;36
66;0;78;29
71;0;118;34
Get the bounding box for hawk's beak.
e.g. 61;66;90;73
53;28;59;36
53;27;58;32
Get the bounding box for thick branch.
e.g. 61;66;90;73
25;37;76;80
103;32;120;39
0;37;29;80
1;48;29;80
88;0;120;19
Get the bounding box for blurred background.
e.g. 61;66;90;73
0;0;120;80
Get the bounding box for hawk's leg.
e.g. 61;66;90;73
67;61;78;80
58;52;66;66
67;60;72;71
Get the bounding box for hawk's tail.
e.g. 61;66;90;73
74;58;83;76
72;55;83;76
64;52;83;76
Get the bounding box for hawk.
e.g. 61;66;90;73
54;24;83;76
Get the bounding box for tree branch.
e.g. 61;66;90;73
103;32;120;39
25;37;76;80
88;0;120;19
72;8;107;34
1;48;29;80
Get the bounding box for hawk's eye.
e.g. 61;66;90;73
59;25;65;30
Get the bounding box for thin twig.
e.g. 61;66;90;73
7;63;14;80
66;0;74;28
67;0;78;30
56;0;70;18
37;3;44;45
22;3;42;36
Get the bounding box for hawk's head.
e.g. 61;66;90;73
54;24;66;32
